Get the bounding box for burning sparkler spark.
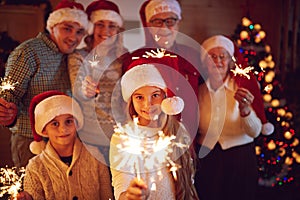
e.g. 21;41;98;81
112;117;187;183
132;48;177;60
154;35;160;42
0;77;18;94
88;54;99;68
230;63;254;79
0;166;25;200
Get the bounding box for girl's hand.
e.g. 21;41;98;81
124;178;148;200
81;75;100;98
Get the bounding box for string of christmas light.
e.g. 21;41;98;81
232;16;300;187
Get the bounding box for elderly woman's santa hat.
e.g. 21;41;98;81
29;90;84;154
202;35;274;136
46;0;89;32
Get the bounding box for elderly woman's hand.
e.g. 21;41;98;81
234;87;254;117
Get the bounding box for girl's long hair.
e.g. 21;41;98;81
162;116;199;200
127;97;199;200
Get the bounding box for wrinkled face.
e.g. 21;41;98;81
50;21;86;54
207;47;232;81
93;20;119;47
132;86;165;126
42;114;77;150
147;12;180;49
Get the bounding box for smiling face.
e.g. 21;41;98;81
131;86;165;126
50;21;86;54
207;47;232;82
93;20;119;47
42;114;77;152
147;12;179;49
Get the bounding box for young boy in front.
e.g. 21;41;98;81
18;90;113;200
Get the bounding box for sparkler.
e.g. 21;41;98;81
0;77;18;97
132;48;177;60
87;53;110;82
88;54;100;68
113;117;186;183
0;166;25;200
230;62;254;80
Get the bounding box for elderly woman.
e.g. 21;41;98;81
195;35;262;200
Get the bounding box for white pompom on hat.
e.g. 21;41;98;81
161;96;184;115
121;63;184;115
145;0;182;22
202;35;234;57
29;90;84;154
46;0;89;33
86;0;123;27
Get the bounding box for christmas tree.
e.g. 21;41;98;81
231;17;300;189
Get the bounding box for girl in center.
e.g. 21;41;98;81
109;63;199;200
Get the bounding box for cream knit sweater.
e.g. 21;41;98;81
24;138;114;200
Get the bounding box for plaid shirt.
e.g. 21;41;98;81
4;32;71;138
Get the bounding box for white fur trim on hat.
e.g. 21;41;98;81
90;9;123;27
46;7;89;32
121;64;167;102
145;0;182;22
202;35;234;57
161;96;184;115
34;95;84;136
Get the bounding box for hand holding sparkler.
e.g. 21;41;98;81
0;98;17;126
123;178;148;200
81;75;100;98
0;76;19;126
0;166;26;200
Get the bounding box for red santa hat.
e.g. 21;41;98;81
86;0;123;27
29;90;84;154
202;35;274;136
46;0;89;33
144;0;182;23
121;62;184;115
202;35;234;57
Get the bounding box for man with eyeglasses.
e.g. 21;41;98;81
123;0;203;183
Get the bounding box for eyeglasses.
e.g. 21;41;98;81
209;54;229;62
149;18;178;27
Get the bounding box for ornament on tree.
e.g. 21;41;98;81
232;16;300;187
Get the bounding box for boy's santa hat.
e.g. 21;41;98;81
86;0;123;27
46;0;89;33
121;62;184;115
144;0;182;23
29;90;84;154
202;35;274;136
